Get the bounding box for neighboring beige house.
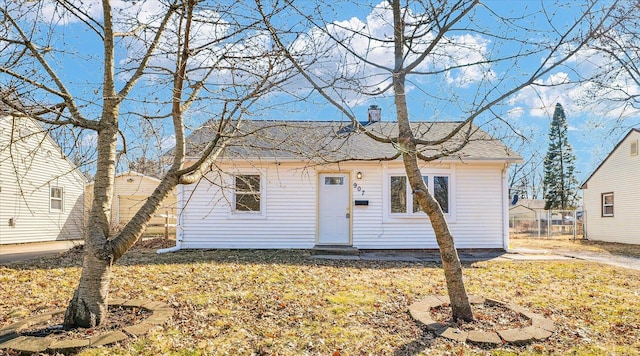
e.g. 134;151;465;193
509;199;546;219
508;199;546;237
171;119;522;250
0;114;86;244
581;128;640;245
85;171;176;236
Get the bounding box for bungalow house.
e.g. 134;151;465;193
85;171;177;236
168;118;521;251
0;114;86;244
581;128;639;245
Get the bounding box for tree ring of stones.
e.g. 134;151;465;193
409;295;555;346
0;299;173;353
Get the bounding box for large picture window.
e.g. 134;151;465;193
390;174;449;216
601;192;614;217
234;174;261;212
50;186;64;211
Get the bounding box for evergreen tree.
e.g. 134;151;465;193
543;103;579;210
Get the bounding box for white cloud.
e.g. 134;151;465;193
281;2;496;106
80;131;98;147
26;0;163;27
507;107;525;119
507;31;640;122
35;0;103;25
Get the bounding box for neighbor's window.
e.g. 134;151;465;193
234;174;261;212
601;192;614;217
50;186;64;211
391;175;449;215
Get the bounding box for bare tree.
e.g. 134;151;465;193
587;0;640;111
125;119;169;178
509;153;545;201
0;0;294;328
259;0;619;321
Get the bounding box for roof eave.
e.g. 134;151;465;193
185;156;523;164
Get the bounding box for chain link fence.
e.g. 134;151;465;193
509;209;583;239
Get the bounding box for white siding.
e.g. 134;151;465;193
180;163;317;248
582;130;640;244
351;162;504;249
179;160;508;249
0;116;85;244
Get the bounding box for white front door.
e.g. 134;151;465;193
318;173;351;245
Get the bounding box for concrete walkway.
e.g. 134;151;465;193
312;248;640;271
2;240;639;271
509;247;640;271
0;240;83;264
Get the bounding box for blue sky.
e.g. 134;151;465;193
4;0;639;186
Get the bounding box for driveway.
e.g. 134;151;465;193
0;240;83;264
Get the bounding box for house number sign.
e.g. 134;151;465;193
353;182;365;196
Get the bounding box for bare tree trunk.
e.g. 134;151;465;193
396;114;474;321
63;232;112;328
391;0;472;320
64;120;119;328
403;154;474;321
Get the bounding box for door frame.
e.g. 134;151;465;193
316;171;352;245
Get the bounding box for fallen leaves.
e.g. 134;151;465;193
0;247;639;355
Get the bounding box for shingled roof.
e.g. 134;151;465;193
185;120;521;163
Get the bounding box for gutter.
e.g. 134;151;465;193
502;163;510;251
157;184;184;254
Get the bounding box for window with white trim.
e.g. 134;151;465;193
234;174;261;213
50;186;64;211
390;175;450;215
601;192;614;217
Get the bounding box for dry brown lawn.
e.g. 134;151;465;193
1;246;639;355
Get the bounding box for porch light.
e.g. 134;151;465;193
368;105;381;122
356;172;363;179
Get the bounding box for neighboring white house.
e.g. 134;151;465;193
85;171;176;235
0;114;86;244
170;118;521;251
581;128;640;245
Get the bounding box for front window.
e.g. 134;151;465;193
390;176;407;213
50;186;63;211
434;176;449;213
391;175;450;215
412;176;428;213
234;175;261;212
601;192;614;217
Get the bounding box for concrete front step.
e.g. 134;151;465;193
311;245;360;256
